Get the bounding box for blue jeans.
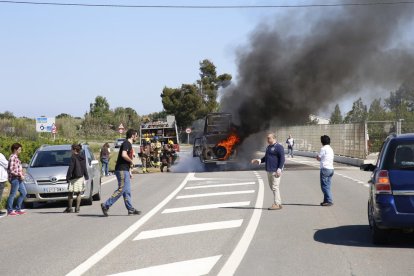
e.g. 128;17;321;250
7;178;27;212
104;171;134;211
101;158;109;176
287;146;294;157
320;168;334;203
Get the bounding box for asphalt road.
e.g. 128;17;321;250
1;154;414;276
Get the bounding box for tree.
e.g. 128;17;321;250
89;96;111;119
162;60;232;128
344;98;368;123
0;111;15;119
368;98;387;121
161;84;203;128
112;107;141;130
56;113;72;119
197;59;232;114
385;83;414;121
330;104;343;124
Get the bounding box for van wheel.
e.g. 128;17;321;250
93;179;101;201
368;200;389;245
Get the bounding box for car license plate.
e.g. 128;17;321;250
216;161;227;165
43;187;66;193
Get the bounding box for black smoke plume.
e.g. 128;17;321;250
221;2;414;145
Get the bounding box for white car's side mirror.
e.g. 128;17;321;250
91;160;99;166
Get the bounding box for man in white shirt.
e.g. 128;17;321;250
316;135;334;206
286;134;295;158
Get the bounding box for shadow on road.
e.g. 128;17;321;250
220;206;268;210
283;203;321;207
314;225;414;248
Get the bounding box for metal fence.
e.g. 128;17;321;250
276;121;414;159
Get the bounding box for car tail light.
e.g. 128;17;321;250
375;170;391;194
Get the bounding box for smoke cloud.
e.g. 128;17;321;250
221;2;414;143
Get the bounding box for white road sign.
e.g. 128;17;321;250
36;117;56;133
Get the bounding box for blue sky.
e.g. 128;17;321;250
1;0;286;118
1;0;412;119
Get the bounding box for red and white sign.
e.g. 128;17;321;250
185;128;192;134
51;125;57;134
118;123;125;134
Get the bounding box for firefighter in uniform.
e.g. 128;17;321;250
160;142;175;172
152;136;162;168
141;138;151;173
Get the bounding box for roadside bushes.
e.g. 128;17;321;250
0;136;75;164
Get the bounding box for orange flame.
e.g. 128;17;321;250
217;133;240;160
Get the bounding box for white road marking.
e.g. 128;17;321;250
134;219;243;240
177;190;255;199
101;176;117;186
218;171;264;276
162;201;251;214
66;173;194;276
108;255;222;276
185;182;256;190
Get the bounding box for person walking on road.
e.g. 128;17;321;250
252;133;285;210
0;151;8;217
101;129;141;216
100;143;111;177
317;135;335;206
7;143;27;216
64;144;89;213
286;134;295;158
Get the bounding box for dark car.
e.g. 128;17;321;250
361;133;414;244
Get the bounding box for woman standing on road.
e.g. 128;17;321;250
100;143;111;177
64;144;89;213
7;143;28;216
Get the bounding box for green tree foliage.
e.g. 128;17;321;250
344;98;368;123
368;98;388;121
161;60;232;128
0;111;15;119
161;84;203;128
385;83;414;121
330;104;343;124
56;113;72;119
89;96;111;120
112;107;141;130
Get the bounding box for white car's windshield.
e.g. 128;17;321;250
31;150;72;168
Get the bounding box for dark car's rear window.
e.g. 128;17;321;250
31;150;72;167
383;140;414;170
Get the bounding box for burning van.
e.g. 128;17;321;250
193;113;240;166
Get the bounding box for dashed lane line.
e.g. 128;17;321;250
162;201;251;214
176;190;255;199
66;173;194;276
185;182;256;190
108;255;222;276
134;219;243;241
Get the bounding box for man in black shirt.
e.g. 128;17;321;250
101;129;141;216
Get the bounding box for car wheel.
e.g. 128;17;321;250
93;179;102;201
83;182;94;206
368;200;389;245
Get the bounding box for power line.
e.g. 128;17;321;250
1;0;414;9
